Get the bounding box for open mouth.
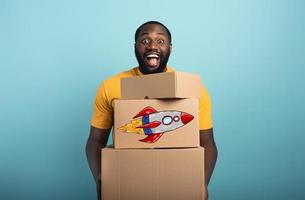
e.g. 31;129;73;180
145;53;160;67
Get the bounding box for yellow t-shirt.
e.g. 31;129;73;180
91;67;213;130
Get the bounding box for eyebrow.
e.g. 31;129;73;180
140;32;167;36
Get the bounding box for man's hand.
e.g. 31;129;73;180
203;185;208;200
86;126;111;200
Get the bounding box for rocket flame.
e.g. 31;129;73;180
118;117;144;135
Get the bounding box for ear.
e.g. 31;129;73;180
170;44;172;53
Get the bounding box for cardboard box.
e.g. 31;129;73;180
101;147;205;200
114;99;199;149
121;72;201;99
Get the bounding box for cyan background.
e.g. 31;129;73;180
1;0;305;199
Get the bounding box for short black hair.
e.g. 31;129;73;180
135;21;172;43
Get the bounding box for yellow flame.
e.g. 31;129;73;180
118;117;144;135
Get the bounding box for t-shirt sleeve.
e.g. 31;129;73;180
91;82;113;129
199;84;213;130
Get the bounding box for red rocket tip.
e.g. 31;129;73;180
181;112;194;124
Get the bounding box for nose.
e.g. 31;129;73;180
147;40;158;50
181;112;194;124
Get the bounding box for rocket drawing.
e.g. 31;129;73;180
118;106;194;143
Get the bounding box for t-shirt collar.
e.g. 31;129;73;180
135;66;173;76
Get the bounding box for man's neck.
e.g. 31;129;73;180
138;65;167;75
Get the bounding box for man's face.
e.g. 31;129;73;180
135;24;172;74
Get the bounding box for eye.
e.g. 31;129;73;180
157;39;165;45
141;39;150;45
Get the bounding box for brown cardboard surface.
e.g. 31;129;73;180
121;72;201;99
101;147;205;200
114;99;199;149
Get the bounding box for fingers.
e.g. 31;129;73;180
203;186;208;200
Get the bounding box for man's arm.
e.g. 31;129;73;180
200;128;218;185
86;126;111;200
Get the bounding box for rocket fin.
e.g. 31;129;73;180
136;121;161;128
139;133;164;143
133;106;157;118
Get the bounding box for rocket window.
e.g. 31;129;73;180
162;115;180;125
162;116;173;125
173;116;180;122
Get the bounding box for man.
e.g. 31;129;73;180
86;21;218;200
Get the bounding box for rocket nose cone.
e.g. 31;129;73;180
181;112;194;124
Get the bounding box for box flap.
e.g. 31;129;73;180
121;72;201;99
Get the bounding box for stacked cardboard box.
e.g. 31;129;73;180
102;72;206;200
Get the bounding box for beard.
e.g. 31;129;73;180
135;48;170;74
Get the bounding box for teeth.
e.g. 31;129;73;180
146;54;159;59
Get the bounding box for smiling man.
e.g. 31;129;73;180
86;21;217;200
134;22;171;74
